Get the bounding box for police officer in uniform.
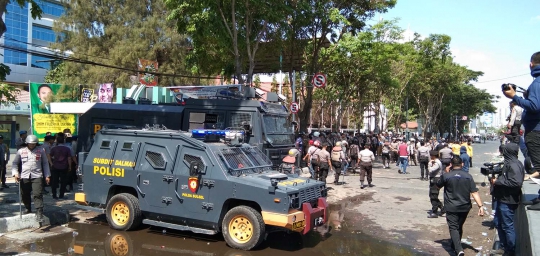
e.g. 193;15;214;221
11;135;51;223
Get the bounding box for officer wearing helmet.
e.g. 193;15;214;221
280;149;299;175
11;134;51;224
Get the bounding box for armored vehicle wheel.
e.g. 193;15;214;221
106;193;142;231
222;206;265;250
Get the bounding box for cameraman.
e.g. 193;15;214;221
490;143;524;256
503;51;540;210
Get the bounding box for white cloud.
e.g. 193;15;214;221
531;15;540;21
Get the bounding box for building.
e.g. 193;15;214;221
0;0;64;147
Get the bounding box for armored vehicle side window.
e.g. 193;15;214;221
100;140;111;149
188;112;225;130
145;151;166;169
230;112;251;128
184;154;205;171
122;142;134;151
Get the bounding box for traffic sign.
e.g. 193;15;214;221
312;73;327;88
290;102;299;113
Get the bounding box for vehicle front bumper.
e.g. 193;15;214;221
302;197;328;234
261;197;328;234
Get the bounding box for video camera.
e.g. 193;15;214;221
480;162;503;176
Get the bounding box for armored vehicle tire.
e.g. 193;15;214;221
222;206;265;250
106;193;142;231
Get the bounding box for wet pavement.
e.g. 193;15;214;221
10;220;425;256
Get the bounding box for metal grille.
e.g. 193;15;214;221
221;148;254;169
184;154;204;169
230;113;251;128
241;147;272;166
298;186;323;208
145;151;165;169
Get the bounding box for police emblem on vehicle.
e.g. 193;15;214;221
188;177;199;193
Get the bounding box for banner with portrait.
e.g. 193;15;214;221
138;59;158;86
30;83;78;141
79;83;115;103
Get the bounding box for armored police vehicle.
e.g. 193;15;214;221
75;127;328;250
76;87;295;167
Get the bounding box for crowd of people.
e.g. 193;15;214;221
10;128;78;225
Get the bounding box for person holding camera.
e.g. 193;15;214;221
503;51;540;210
490;143;524;256
436;156;485;256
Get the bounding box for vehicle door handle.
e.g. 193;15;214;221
174;178;183;203
136;174;145;197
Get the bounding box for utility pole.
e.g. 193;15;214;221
279;52;282;95
292;70;296;124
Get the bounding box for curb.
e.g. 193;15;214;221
0;206;69;233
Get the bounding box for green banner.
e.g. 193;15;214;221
30;83;78;140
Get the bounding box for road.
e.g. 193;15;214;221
0;140;504;256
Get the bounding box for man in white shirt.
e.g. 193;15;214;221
358;145;375;189
507;100;523;143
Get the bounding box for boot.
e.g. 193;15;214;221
427;213;438;218
36;208;44;223
360;182;365;189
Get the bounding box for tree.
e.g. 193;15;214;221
51;0;194;88
284;0;396;132
270;74;278;93
253;74;261;88
166;0;288;85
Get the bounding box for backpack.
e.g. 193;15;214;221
372;136;378;145
331;148;342;162
349;144;359;158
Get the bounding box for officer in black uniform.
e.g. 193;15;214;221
436;156;485;256
11;135;51;223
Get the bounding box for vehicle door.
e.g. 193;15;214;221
136;142;175;210
173;145;213;218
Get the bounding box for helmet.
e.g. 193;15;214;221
314;140;321;147
335;141;342;147
288;149;299;157
313;132;320;137
25;135;38;144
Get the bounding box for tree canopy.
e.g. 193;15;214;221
50;0;195;88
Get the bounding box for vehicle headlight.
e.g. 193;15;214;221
288;193;300;209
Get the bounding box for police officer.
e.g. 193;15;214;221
11;135;51;223
439;143;453;171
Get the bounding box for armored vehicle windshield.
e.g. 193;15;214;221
215;145;273;176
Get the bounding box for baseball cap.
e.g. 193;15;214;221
19;130;27;135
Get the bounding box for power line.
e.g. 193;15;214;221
0;43;219;80
472;73;529;84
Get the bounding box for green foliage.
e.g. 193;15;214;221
253;74;261;88
52;0;194;88
166;0;289;85
0;83;19;106
44;62;65;84
270;74;278;93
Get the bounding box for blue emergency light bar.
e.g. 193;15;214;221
191;129;244;139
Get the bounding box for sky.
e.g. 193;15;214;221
380;0;540;125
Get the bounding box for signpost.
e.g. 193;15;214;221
290;102;299;114
312;73;327;88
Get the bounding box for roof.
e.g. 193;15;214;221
400;121;418;129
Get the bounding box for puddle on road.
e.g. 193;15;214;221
19;208;426;256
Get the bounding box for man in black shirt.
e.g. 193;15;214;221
490;143;524;256
437;156;485;256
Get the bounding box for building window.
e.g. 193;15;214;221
30;55;54;69
4;2;28;66
32;25;56;42
38;0;65;17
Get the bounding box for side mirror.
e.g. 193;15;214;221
189;162;200;176
241;121;252;133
